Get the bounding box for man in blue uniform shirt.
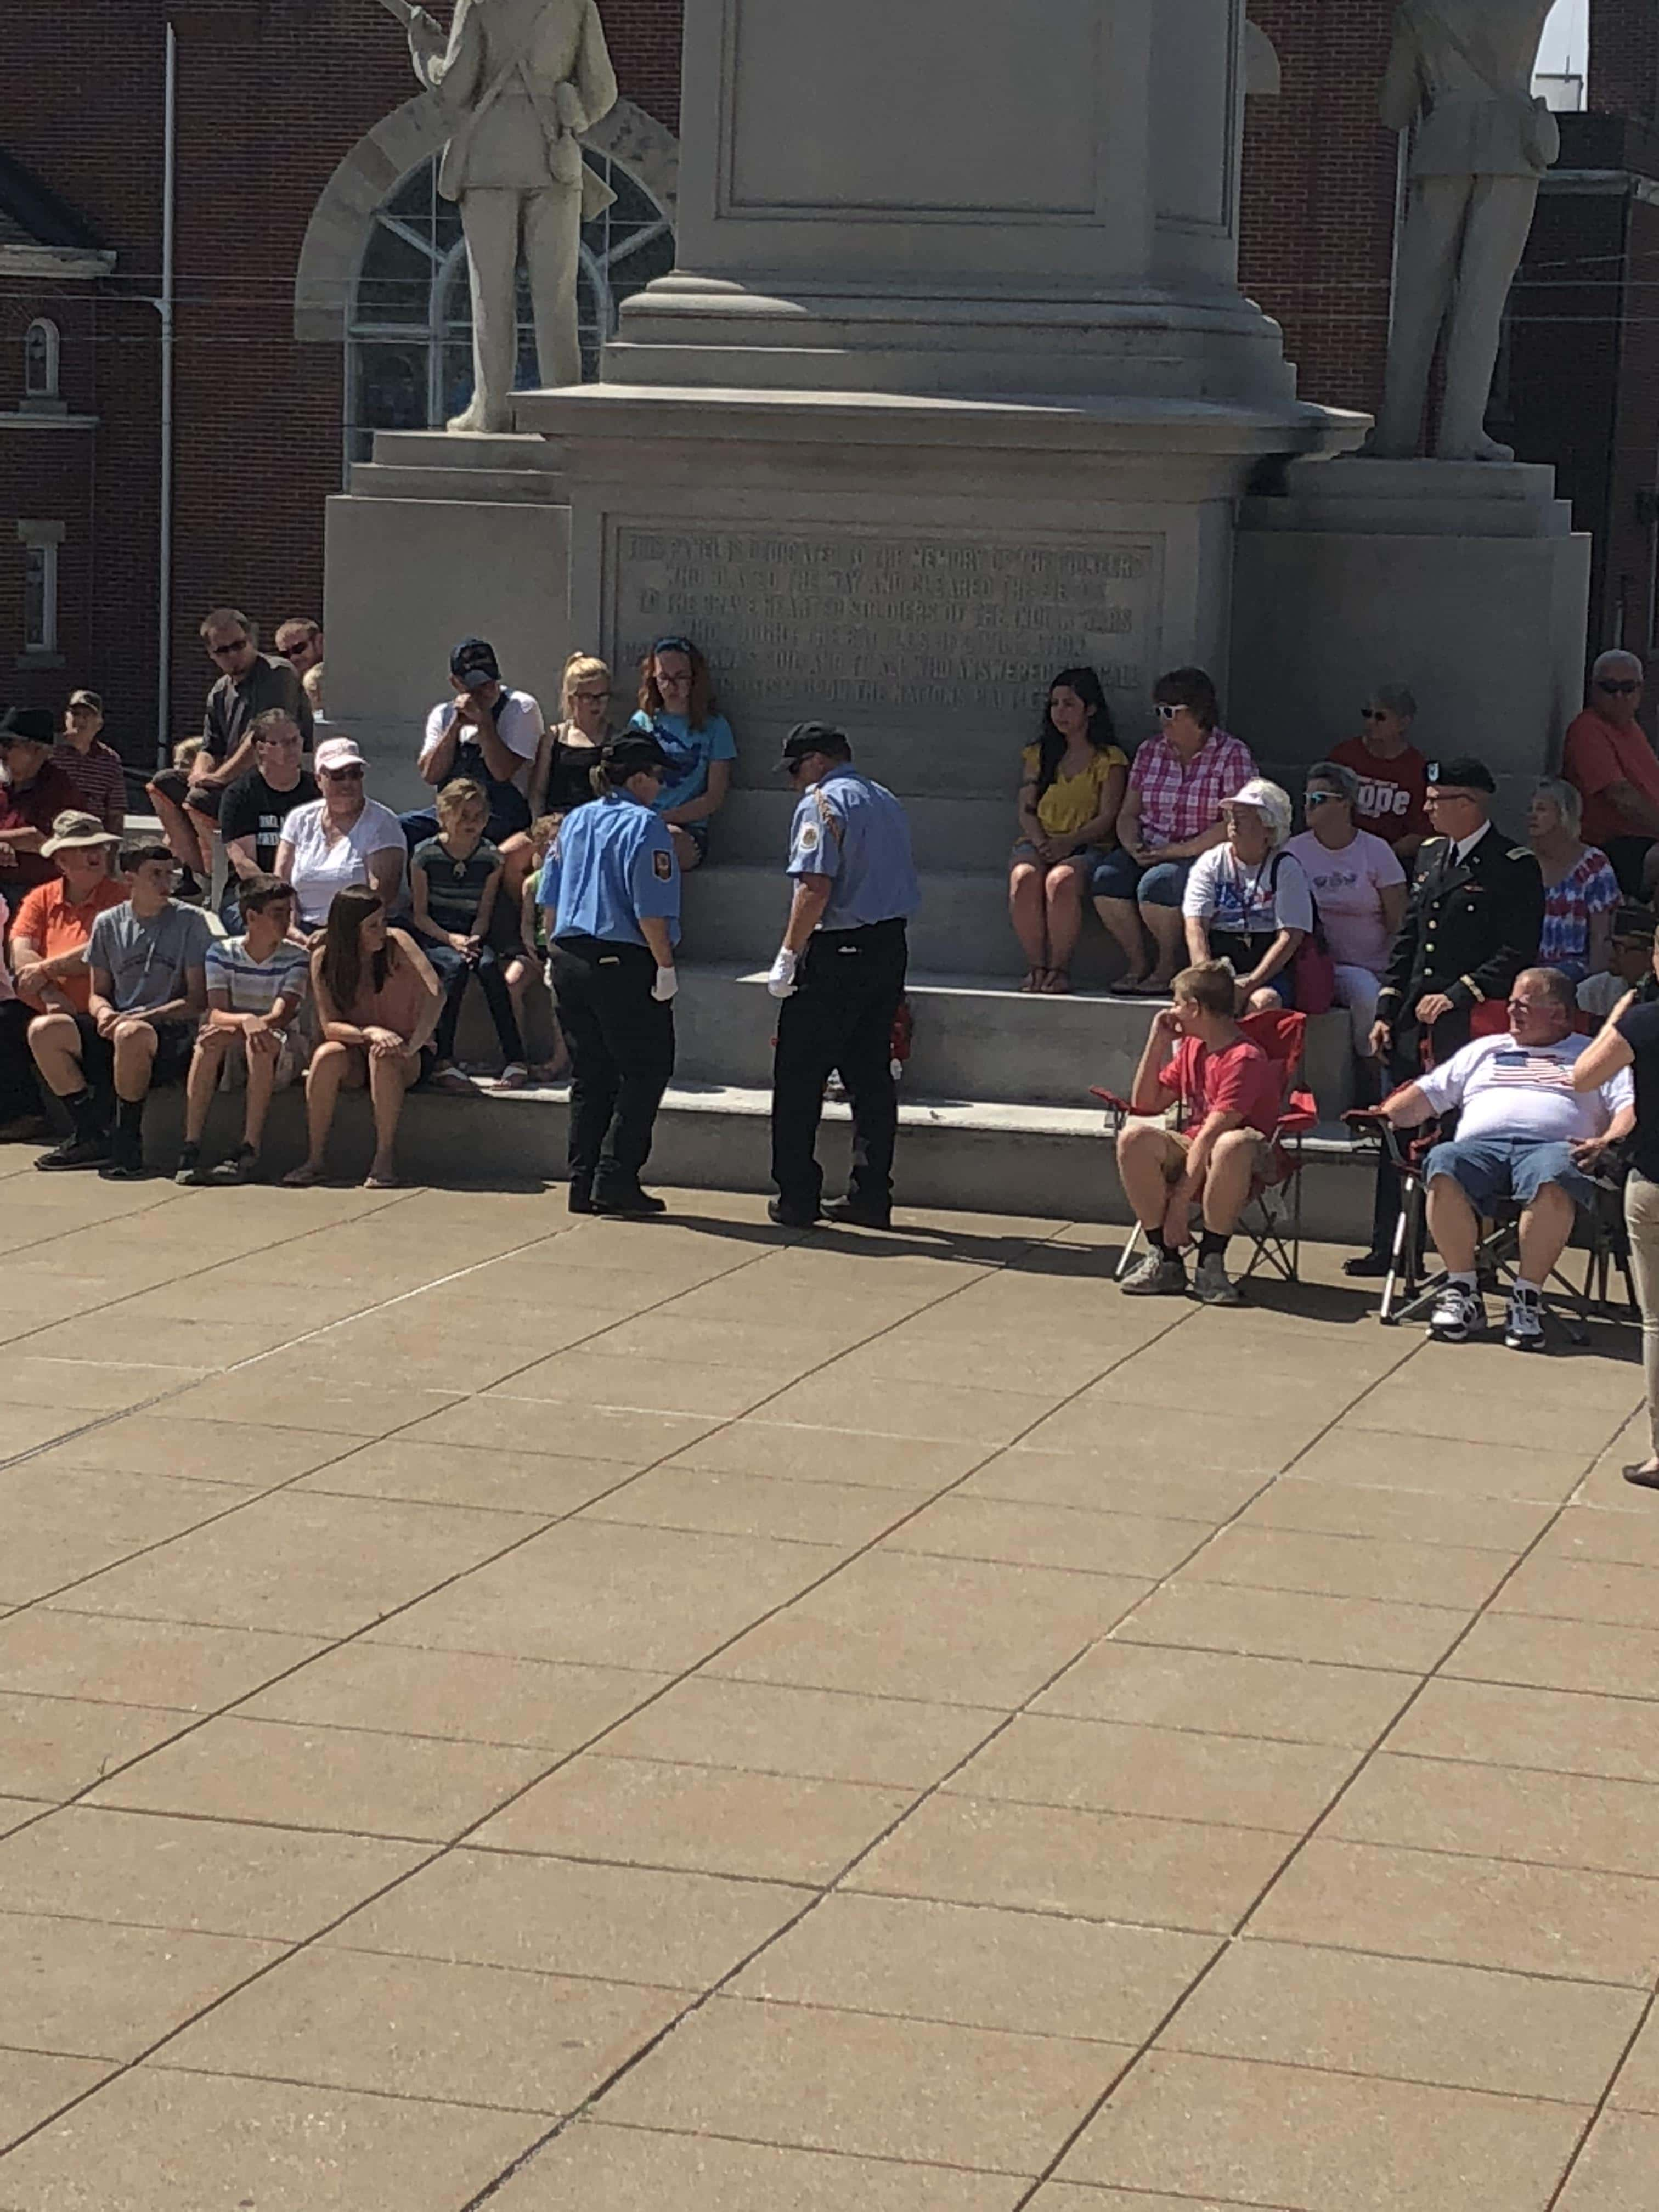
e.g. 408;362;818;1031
540;733;681;1216
766;722;922;1229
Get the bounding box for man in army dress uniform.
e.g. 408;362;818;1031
1347;753;1544;1275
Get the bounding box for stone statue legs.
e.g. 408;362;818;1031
1373;173;1540;463
453;185;584;435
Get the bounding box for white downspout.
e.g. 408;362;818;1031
156;20;177;769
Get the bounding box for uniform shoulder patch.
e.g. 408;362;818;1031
653;849;673;881
798;822;821;853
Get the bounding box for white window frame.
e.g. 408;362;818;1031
23;319;61;403
18;520;64;662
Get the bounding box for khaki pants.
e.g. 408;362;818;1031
1627;1176;1659;1459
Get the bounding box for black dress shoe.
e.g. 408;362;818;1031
1623;1464;1659;1492
568;1178;594;1215
822;1198;893;1230
1342;1251;1392;1279
768;1199;821;1228
593;1188;668;1217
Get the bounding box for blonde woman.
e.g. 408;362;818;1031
530;653;612;819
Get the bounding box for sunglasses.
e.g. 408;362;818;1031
1359;708;1392;721
321;766;364;782
209;639;250;658
1598;680;1641;696
1305;792;1344;808
573;688;612;702
1154;703;1184;722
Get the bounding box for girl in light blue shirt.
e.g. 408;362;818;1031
629;636;737;873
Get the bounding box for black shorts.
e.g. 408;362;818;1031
149;768;223;820
72;1011;196;1092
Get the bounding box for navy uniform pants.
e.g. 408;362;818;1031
551;936;675;1199
771;919;907;1214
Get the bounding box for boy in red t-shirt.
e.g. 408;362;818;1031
1116;959;1283;1306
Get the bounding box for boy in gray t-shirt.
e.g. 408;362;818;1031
33;844;211;1180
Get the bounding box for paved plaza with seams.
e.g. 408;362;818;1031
2;1148;1659;2211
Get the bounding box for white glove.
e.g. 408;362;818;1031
652;966;679;1003
766;948;799;1000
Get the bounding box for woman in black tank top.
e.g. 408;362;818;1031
531;653;611;818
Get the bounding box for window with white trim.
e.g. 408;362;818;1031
345;150;675;467
23;319;61;404
17;521;63;660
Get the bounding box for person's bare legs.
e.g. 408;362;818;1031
286;1039;350;1183
146;782;210;877
1010;860;1049;985
241;1031;282;1154
111;1018;158;1104
27;1012;87;1098
1425;1172;1481;1275
1140;900;1186;989
1094;896;1150;986
1516;1183;1576;1289
1201;1129;1263;1236
1042;865;1084;988
366;1048;417;1185
184;1029;232;1145
1117;1121;1184;1232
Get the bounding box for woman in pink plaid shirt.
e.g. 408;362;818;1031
1091;668;1256;994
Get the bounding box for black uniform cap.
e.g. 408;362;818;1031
1426;755;1497;794
780;721;850;768
603;732;670;777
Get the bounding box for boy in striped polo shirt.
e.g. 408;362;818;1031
176;876;311;1184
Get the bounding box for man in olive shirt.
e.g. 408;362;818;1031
146;608;313;893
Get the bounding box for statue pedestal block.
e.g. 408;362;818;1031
1230;456;1592;809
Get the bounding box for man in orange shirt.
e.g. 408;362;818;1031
1562;650;1659;896
8;812;127;1022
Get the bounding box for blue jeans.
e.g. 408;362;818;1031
426;943;526;1066
1425;1134;1596;1212
1091;850;1192;909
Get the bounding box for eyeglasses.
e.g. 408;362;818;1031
573;688;612;703
208;639;250;659
1598;680;1642;696
320;766;363;783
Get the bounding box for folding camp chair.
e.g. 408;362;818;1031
1095;1008;1319;1288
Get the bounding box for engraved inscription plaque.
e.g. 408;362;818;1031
614;526;1161;728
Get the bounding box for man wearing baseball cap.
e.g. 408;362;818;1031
53;691;126;838
766;723;921;1229
1348;751;1544;1277
404;637;544;905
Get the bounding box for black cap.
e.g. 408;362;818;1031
603;732;669;777
0;706;55;746
780;720;848;768
1427;755;1497;795
449;636;500;689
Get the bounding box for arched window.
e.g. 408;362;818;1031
346;150;674;464
23;319;60;404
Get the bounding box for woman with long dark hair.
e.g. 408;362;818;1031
283;885;442;1189
629;636;737;873
1008;668;1127;993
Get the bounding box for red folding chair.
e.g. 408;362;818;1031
1094;1009;1318;1286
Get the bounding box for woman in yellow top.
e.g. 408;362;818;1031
1009;668;1128;993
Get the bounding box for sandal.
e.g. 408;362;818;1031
282;1161;326;1188
430;1067;477;1095
1020;969;1046;994
1042;970;1072;995
493;1063;531;1091
1623;1464;1659;1491
363;1170;406;1190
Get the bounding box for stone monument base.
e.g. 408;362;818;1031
1231;458;1593;811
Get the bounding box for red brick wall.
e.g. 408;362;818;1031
1239;0;1401;416
1592;0;1659;121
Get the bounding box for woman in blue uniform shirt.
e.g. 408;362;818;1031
629;636;738;873
538;734;681;1216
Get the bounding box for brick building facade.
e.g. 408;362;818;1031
0;1;1649;768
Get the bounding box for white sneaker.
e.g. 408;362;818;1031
1121;1250;1187;1297
1504;1290;1545;1353
1429;1284;1486;1343
1193;1252;1245;1307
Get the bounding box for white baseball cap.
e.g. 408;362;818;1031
314;736;368;775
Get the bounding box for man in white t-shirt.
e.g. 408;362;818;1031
1378;967;1634;1350
403;636;543;901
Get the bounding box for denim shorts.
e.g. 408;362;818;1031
1424;1134;1596;1211
1090;851;1191;909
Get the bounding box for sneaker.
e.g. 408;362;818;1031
174;1144;205;1187
99;1122;146;1182
1504;1290;1545;1353
1121;1249;1187;1297
207;1146;257;1186
35;1133;110;1173
1193;1252;1245;1307
1429;1284;1486;1343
